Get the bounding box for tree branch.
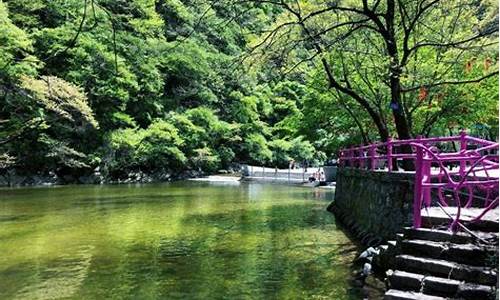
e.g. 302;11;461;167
407;27;497;54
402;72;498;92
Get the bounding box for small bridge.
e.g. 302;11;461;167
338;131;499;232
241;165;324;183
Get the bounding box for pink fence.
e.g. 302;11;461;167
338;131;499;231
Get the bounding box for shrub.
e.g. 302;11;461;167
105;119;187;178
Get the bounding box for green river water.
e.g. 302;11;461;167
0;181;365;299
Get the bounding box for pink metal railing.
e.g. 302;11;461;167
338;131;499;231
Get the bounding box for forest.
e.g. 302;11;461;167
0;0;498;183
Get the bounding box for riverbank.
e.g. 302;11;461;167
0;164;333;188
0;169;197;187
0;167;244;187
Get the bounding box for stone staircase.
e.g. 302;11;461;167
382;209;499;300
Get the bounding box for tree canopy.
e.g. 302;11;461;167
0;0;497;181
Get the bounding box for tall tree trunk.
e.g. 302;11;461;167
386;0;413;170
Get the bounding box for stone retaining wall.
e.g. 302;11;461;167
328;168;415;242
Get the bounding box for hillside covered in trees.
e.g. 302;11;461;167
0;0;498;183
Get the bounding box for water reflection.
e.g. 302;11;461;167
0;182;362;299
14;245;94;300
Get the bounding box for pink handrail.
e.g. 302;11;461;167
338;131;499;232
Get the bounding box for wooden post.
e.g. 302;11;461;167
413;137;423;228
418;135;432;207
370;145;376;170
387;138;393;172
359;144;365;169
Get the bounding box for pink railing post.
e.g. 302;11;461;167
387;138;393;172
370;145;376;170
421;137;432;208
413;140;423;228
459;130;467;176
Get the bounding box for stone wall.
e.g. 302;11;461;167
328;168;415;242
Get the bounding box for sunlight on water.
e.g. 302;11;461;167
0;182;363;299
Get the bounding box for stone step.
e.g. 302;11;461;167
387;270;495;299
387;270;423;292
403;227;498;245
455;282;497;299
423;275;495;299
384;289;447;300
395;255;497;286
421;207;499;232
421;215;499;232
422;276;457;297
400;239;497;266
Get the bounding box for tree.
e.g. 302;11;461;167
229;0;498;144
1;1;99;174
1;0;497;181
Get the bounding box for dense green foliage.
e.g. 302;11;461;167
0;0;498;181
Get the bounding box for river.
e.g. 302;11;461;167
0;181;365;299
